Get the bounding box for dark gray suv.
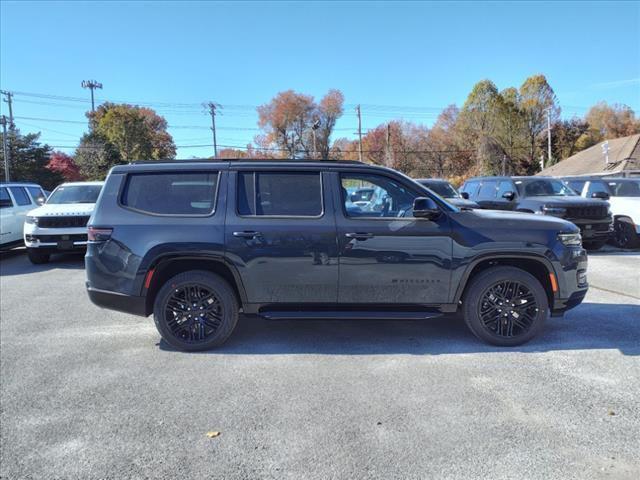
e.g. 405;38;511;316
86;160;589;351
461;176;612;250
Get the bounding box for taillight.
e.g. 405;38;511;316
88;226;113;242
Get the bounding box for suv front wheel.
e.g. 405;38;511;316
463;266;548;346
153;271;239;352
27;248;50;264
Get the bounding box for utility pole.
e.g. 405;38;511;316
546;107;552;165
385;123;393;167
502;154;507;176
81;80;103;112
1;90;14;128
311;119;320;159
355;105;363;162
1;116;10;181
203;102;221;158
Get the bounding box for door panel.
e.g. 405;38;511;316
224;170;339;304
334;171;452;304
0;187;19;244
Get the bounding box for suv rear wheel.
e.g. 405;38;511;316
463;266;548;346
27;248;50;264
153;271;239;352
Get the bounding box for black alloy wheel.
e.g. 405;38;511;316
463;266;548;346
164;283;223;343
478;280;537;338
153;271;239;351
613;219;640;249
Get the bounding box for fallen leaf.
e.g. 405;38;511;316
206;431;221;438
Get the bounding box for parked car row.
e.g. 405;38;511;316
413;175;640;251
0;181;104;263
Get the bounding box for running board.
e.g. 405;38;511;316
258;310;443;321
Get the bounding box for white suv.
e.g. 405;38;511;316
23;181;104;264
1;182;47;249
563;176;640;249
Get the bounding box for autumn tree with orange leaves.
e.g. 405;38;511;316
256;89;344;159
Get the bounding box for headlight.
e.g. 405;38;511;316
541;206;567;217
25;216;39;225
558;232;582;247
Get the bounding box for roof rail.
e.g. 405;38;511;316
129;158;365;165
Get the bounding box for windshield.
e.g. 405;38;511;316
517;179;577;197
607;179;640;197
420;181;459;198
47;185;102;204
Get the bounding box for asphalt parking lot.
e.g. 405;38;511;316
1;248;639;479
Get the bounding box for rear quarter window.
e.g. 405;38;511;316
0;187;13;208
122;172;219;215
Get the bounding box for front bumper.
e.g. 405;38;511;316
551;245;589;315
570;217;613;242
24;224;88;250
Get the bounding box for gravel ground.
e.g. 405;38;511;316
1;247;639;479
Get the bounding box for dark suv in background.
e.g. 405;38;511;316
460;176;612;250
414;178;480;209
86;161;588;351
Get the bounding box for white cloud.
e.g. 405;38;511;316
592;78;640;89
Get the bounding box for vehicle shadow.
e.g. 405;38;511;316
0;250;85;276
159;302;640;356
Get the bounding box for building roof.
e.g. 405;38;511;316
538;134;640;177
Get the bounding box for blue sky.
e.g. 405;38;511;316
1;0;639;158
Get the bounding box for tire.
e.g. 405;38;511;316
153;270;239;352
27;248;50;264
583;240;607;251
463;266;548;346
612;218;640;249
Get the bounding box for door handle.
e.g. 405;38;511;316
345;232;375;240
233;231;261;239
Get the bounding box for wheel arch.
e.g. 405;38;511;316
454;255;556;307
142;254;247;316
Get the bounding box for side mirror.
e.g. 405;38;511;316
591;191;610;200
35;195;46;206
460;191;470;200
502;191;516;201
413;197;440;220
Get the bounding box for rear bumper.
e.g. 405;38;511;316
86;283;148;317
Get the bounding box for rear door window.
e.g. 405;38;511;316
8;187;32;206
0;187;13;208
122;172;219;215
237;171;322;217
477;180;498;199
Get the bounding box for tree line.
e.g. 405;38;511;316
1;74;639;188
